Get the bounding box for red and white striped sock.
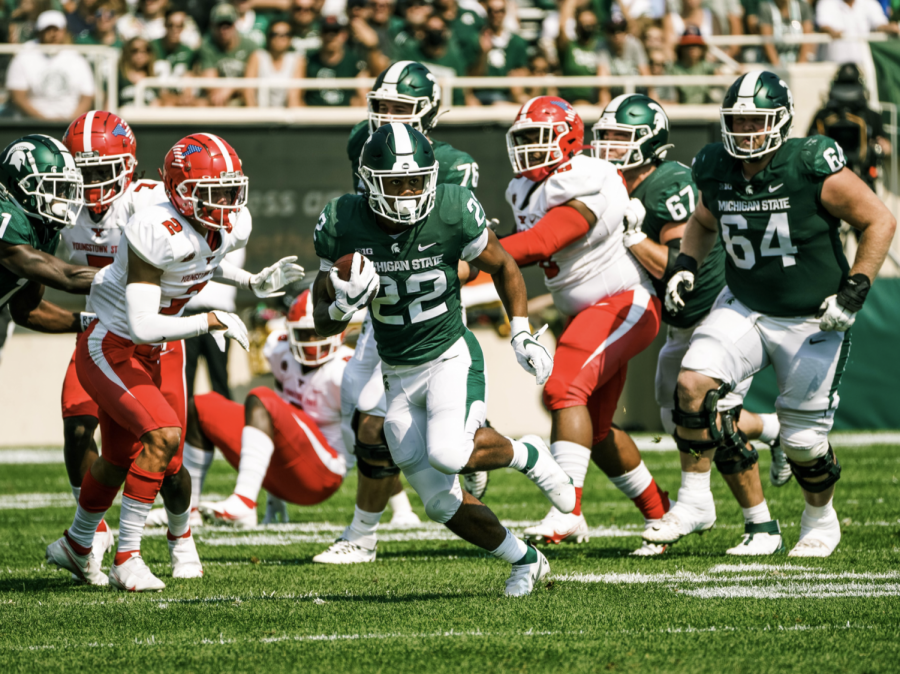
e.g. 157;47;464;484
551;441;591;516
114;463;164;564
609;461;670;522
69;470;118;549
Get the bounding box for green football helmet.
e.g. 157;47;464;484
359;122;439;225
720;70;794;160
367;61;442;136
591;94;673;170
0;134;83;228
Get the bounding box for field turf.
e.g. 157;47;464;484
1;441;898;673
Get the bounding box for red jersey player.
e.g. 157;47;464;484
501;97;671;554
46;133;304;592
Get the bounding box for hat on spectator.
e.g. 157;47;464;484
678;25;706;48
210;3;239;25
35;10;68;32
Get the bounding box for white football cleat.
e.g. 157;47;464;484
109;553;166;592
504;544;550;597
388;510;422;527
199;494;257;529
642;501;716;544
312;538;376;564
631;539;668;557
168;530;204;578
46;533;109;586
789;509;841;558
726;520;785;556
462;471;490;500
262;494;289;525
90;521;115;569
523;507;589;545
519;435;576;513
769;440;792;487
145;507;203;528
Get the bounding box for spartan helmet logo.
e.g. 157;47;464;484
391;242;401;255
5;142;36;172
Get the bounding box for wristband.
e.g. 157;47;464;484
836;273;871;312
510;316;530;339
328;301;353;322
78;312;96;333
672;253;698;277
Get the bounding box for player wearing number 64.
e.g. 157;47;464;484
312;122;572;597
657;70;896;559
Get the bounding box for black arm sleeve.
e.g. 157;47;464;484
663;238;682;279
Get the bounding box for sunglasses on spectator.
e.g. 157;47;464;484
130;46;150;53
216;21;235;28
270;30;291;37
293;5;315;11
166;21;185;28
96;9;117;18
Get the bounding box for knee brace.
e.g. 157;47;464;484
423;488;463;524
672;383;732;457
787;444;841;493
355;440;400;479
712;408;758;475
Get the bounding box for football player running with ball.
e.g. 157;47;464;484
315;60;485;565
501;97;669;555
652;71;895;557
592;94;787;556
46;134;304;591
313;123;572;597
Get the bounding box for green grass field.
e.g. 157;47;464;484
1;442;899;673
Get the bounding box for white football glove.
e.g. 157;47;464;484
209;310;249;352
665;270;695;315
510;321;553;386
328;252;379;322
817;294;856;332
622;198;647;248
249;256;306;298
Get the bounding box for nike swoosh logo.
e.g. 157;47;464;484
768;183;783;193
418;242;437;251
809;338;827;344
346;289;368;305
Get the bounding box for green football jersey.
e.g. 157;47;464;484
0;195;59;308
346;121;480;194
632;160;726;328
314;184;489;366
692;137;849;317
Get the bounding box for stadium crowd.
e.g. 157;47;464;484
1;0;898;116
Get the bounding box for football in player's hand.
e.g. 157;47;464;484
325;253;369;303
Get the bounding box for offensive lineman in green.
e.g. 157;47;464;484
313;61;485;565
313;123;574;596
0;135;96;334
592;94;787;556
648;71;896;557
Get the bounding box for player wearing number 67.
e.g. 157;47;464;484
658;70;896;558
313;123;571;597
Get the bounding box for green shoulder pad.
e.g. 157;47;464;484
691;142;727;191
0;200;36;247
347;120;368;165
434;141;479;192
313;194;356;264
799;135;847;179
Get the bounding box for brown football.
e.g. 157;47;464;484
325;253;372;304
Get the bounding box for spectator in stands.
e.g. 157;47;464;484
613;0;666;23
598;16;651;106
74;0;124;47
347;0;391;73
366;0;405;61
66;0;100;38
392;0;435;53
436;0;483;56
198;2;257;106
641;19;666;52
524;51;558;99
291;0;323;54
664;0;721;54
6;10;95;120
244;19;304;107
302;16;368;106
666;0;742;56
816;0;900;67
667;26;719;104
117;0;168;43
118;36;160;106
557;0;603;105
473;0;529;105
8;0;52;44
647;46;675;101
396;12;475;105
152;7;199;106
232;0;269;48
757;0;814;65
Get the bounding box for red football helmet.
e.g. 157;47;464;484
162;133;248;232
63;110;137;214
506;96;584;182
286;290;343;366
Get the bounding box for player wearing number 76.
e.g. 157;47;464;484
313;123;571;597
661;71;896;558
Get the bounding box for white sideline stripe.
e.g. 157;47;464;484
556;570;900;585
0;492;226;511
683;584;900;599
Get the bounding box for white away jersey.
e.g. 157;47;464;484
61;179;167;269
89;202;252;340
263;330;353;461
505;154;650;316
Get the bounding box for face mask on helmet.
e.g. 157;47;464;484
75;151;136;213
721;108;788;160
19;170;84;228
175;173;248;231
360;164;438;225
506;123;568;178
367;94;431;135
591;122;648;169
288;326;343;366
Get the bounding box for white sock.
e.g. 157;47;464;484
388;490;413;515
182;441;214;510
167;507;191;538
742;500;771;524
550;440;591;488
71;484;81;504
676;470;712;508
507;438;530;471
117;496;152;554
758;414;781;444
343;506;383;549
608;461;653;499
804;498;836;521
490;528;529;564
69;505;105;549
233;427;275;505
